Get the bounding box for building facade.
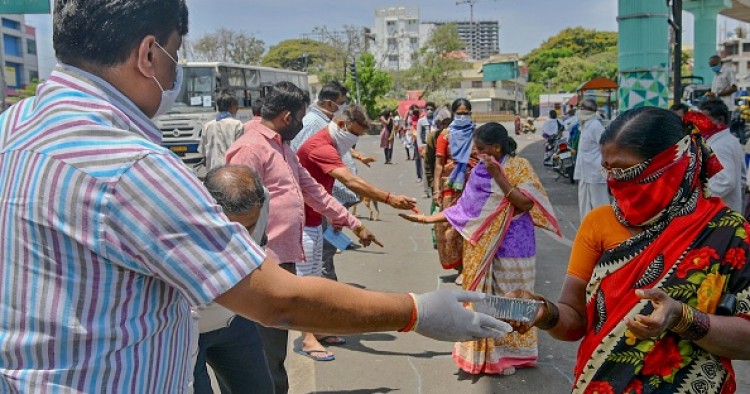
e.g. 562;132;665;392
371;7;425;71
720;35;750;91
424;20;500;61
1;15;39;95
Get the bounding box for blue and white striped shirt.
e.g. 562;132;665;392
0;65;265;392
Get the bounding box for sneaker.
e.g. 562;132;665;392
416;179;423;183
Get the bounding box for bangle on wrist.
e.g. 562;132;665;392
504;185;517;198
534;294;559;330
385;192;391;204
670;303;710;341
399;293;418;332
353;225;366;237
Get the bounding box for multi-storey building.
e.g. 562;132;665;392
1;15;39;94
424;20;500;61
371;6;426;71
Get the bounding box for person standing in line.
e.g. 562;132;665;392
198;90;245;172
573;99;609;221
696;100;746;212
401;123;561;376
292;81;374;283
193;165;273;394
707;54;737;111
251;98;264;122
296;105;417;361
380;109;395;164
416;102;436;191
0;1;512;392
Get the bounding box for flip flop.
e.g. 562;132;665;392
316;335;347;345
295;348;335;361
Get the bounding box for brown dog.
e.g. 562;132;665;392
352;196;380;221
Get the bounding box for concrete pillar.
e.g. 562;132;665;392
618;0;670;110
684;0;731;85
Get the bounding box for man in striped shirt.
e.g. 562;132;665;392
0;1;511;392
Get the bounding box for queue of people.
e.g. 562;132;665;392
1;1;750;394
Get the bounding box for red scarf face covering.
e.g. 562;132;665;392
575;114;732;392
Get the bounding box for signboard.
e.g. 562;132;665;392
482;62;517;82
0;0;51;14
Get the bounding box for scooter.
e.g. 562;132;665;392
551;137;575;184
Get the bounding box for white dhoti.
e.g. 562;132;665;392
578;182;610;221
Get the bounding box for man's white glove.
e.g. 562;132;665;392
411;289;512;342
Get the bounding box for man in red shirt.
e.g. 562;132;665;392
296;104;416;360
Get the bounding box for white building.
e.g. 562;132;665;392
1;15;39;94
719;35;750;91
371;7;427;71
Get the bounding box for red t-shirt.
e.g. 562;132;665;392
297;128;346;227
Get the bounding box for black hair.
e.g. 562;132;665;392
54;0;189;67
548;110;558;119
698;99;730;125
318;81;348;103
204;165;265;215
425;101;436;109
670;103;690;113
381;108;391;117
252;99;264;117
600;106;684;160
216;90;237;113
451;98;471;113
260;81;311;120
474;122;518;157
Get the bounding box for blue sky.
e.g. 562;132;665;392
25;0;732;78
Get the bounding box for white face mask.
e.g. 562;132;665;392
328;121;359;157
151;42;183;118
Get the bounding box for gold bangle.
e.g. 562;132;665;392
353;225;366;237
504;186;517;198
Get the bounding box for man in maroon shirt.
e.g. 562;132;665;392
296;105;417;360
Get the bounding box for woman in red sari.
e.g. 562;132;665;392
510;107;750;393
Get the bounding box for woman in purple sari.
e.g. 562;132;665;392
401;123;560;375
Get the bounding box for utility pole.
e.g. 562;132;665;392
670;0;683;104
514;58;519;115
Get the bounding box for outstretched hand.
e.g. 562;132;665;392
399;213;424;223
356;227;384;248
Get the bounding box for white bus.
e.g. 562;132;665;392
154;62;310;164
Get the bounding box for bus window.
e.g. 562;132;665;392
226;67;245;87
246;69;260;88
172;66;216;114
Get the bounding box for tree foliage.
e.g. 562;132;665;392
345;53;393;119
404;23;466;99
187;28;265;64
522;27;618;105
524;27;617;84
261;39;340;72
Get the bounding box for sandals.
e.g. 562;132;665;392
295;348;335;361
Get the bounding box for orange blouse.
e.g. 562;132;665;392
567;205;632;282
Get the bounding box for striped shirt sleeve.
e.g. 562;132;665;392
101;152;265;307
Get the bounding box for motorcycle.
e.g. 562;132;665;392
551;136;575;184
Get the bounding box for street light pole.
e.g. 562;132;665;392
671;0;683;104
514;58;519;115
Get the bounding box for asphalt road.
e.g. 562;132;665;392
280;126;750;394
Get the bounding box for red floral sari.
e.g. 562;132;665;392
573;133;750;393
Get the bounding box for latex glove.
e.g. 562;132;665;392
412;289;512;342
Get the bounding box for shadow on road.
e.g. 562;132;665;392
311;333;452;359
312;388;399;394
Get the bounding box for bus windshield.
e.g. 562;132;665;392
169;66;216;114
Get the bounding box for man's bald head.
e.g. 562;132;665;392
204;165;265;215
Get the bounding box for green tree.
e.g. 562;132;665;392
524;27;617;88
345;53;393;119
524;81;546;107
188;28;265;64
403;24;465;98
261;39;340;72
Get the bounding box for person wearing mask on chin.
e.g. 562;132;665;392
573;99;609;221
0;1;513;393
706;54;737;111
295;104;417;361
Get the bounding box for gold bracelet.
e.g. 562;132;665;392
670;303;694;333
504;186;517;198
